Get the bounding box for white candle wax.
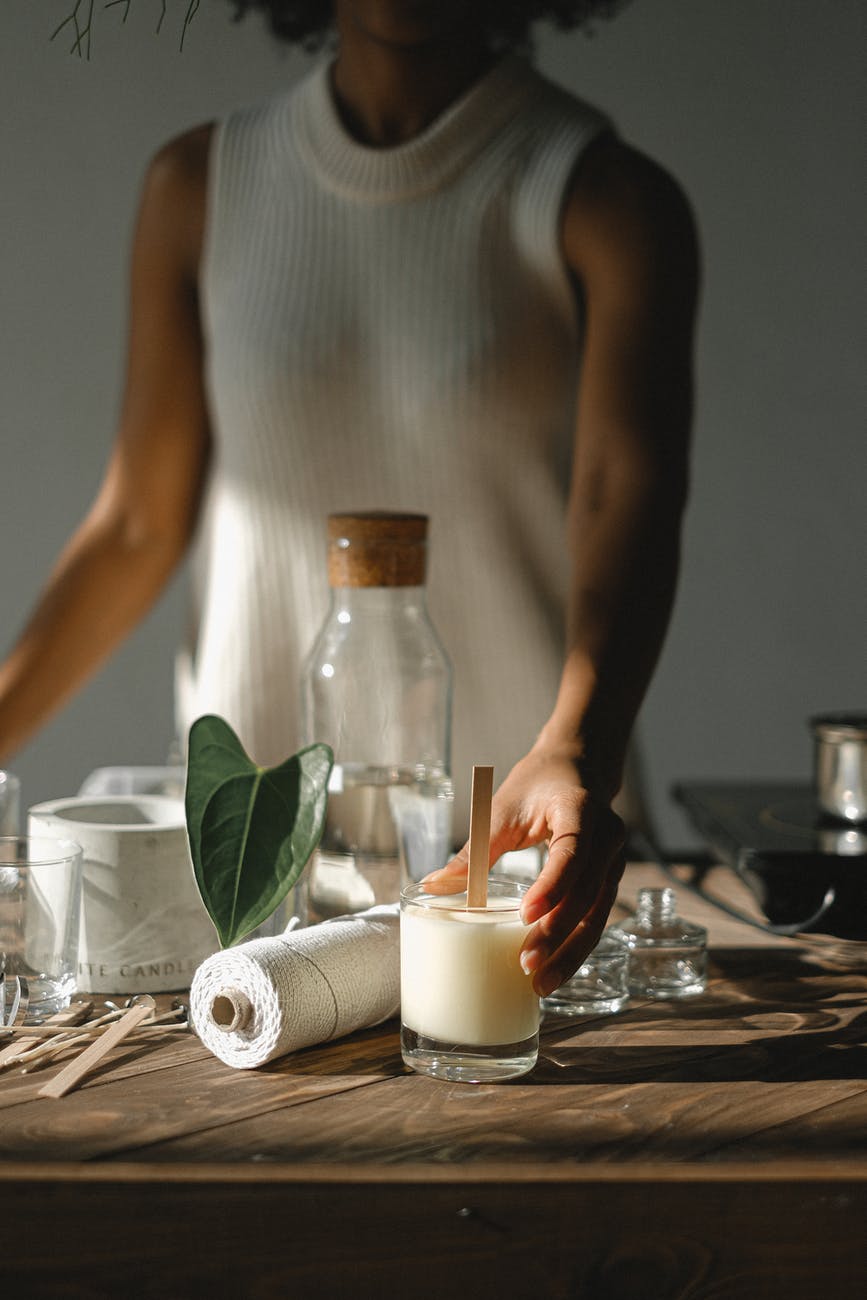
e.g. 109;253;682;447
400;893;539;1046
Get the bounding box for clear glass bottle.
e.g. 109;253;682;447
301;512;452;922
608;887;707;1000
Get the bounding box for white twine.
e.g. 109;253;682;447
189;905;400;1069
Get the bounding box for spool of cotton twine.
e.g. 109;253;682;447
190;907;400;1069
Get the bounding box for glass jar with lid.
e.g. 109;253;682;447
301;512;453;921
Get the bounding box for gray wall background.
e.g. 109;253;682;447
2;0;865;847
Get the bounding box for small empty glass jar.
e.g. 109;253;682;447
609;887;707;1000
542;930;630;1017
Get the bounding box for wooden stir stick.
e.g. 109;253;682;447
466;765;494;909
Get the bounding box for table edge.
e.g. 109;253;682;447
1;1159;865;1186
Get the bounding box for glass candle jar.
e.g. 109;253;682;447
400;877;539;1083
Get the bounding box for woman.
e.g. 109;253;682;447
0;1;698;995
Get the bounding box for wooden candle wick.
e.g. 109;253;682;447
37;1001;154;1099
466;765;494;910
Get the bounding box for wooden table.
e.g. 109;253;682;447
1;864;865;1299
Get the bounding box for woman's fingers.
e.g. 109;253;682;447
520;791;623;924
520;809;625;996
421;790;525;893
421;848;469;894
519;796;597;924
527;857;625;997
420;774;625;994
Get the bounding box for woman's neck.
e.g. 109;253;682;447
330;7;495;147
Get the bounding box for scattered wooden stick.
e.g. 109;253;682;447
466;765;494;910
38;1001;154;1098
1;1006;126;1064
0;1002;95;1065
19;1030;97;1071
7;1005;185;1073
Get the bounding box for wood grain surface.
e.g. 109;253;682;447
0;863;864;1298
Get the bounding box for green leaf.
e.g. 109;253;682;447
185;715;333;948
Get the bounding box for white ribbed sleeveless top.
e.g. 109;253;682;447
179;54;610;835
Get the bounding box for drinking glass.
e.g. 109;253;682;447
0;771;20;836
0;836;83;1021
389;772;454;883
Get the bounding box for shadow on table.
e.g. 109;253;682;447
709;944;867;985
535;942;867;1085
534;1034;867;1086
258;1019;405;1080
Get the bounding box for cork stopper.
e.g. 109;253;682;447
327;511;428;587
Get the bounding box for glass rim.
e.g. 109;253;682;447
401;874;529;912
0;835;83;867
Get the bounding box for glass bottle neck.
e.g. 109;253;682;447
635;888;677;928
327;584;429;613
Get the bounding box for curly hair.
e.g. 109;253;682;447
227;2;626;51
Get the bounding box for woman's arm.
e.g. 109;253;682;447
0;126;213;764
428;135;700;996
517;135;699;990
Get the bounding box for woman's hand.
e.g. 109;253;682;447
423;747;626;997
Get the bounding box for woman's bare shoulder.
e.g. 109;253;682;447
562;131;699;285
135;123;215;275
147;122;214;202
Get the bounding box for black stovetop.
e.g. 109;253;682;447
673;781;867;938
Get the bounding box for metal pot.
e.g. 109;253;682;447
810;713;867;824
